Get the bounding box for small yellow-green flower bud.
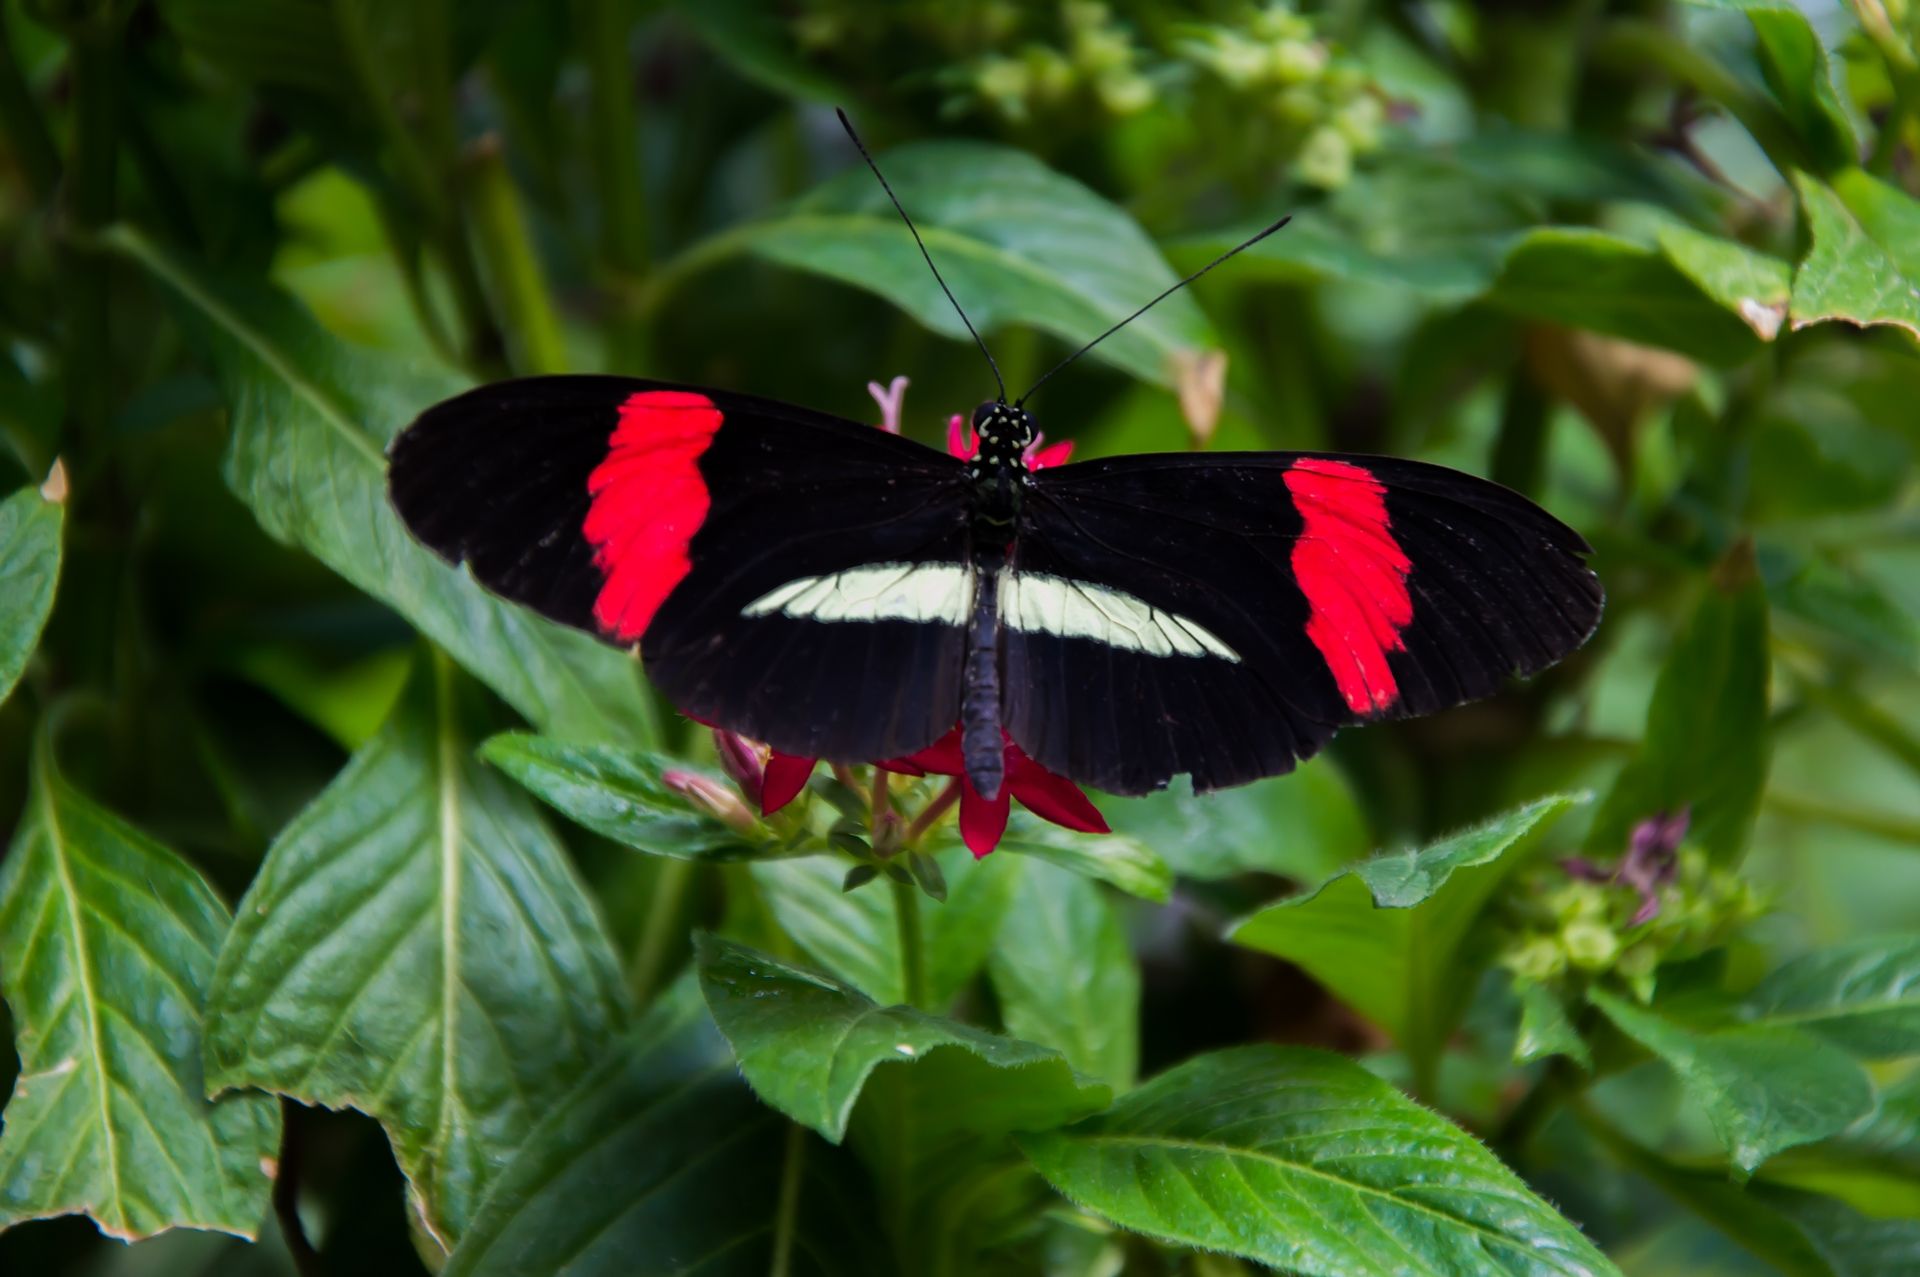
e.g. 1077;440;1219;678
1273;85;1322;126
1502;935;1567;983
1335;94;1384;150
1097;71;1154;115
1563;919;1621;971
1269;39;1329;86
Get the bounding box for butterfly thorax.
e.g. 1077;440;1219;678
966;400;1035;546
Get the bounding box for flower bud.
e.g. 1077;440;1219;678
1269;39;1328;86
663;769;757;835
711;728;765;809
1562;919;1620;971
1296;125;1353;189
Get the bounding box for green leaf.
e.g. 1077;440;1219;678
478;732;757;861
1017;1045;1619;1277
1758;1185;1920;1277
1486;228;1762;364
1228;795;1580;1075
995;819;1171;903
0;481;62;706
1585;569;1769;861
443;975;889;1277
1655;223;1793;341
734;142;1216;389
0;737;279;1241
104;225;654;746
1590;988;1873;1176
988;861;1139;1089
1791;170;1920;341
1741;10;1858;174
1745;936;1920;1059
1514;982;1593;1071
696;935;1110;1145
749;848;1022;1008
202;657;630;1245
1105;760;1369;883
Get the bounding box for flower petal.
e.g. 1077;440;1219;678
1006;753;1109;833
761;752;818;815
1029;439;1075;469
959;781;1012;857
947;414;977;460
880;725;966;777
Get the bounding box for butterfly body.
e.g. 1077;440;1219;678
388;377;1603;801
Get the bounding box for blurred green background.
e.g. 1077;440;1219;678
1;0;1919;1274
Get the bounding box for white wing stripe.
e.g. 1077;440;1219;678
741;563;974;625
1000;572;1239;661
741;563;1239;662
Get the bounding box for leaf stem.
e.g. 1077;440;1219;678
273;1099;323;1277
768;1120;807;1277
464;134;569;375
893;876;928;1009
629;856;696;1004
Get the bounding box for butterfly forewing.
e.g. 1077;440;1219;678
389;376;974;762
1008;452;1603;794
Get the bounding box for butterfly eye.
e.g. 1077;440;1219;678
971;402;997;429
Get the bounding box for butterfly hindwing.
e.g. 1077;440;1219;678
1005;452;1602;794
388;375;973;761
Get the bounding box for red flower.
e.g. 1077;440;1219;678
883;726;1107;858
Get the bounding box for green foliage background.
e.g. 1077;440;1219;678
0;0;1918;1274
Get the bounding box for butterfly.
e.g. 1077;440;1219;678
387;115;1602;802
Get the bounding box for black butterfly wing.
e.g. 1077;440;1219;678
389;375;973;761
1006;452;1603;795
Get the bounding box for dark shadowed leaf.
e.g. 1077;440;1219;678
202;657;629;1245
1018;1046;1619;1277
988;861;1139;1088
0;482;61;706
666;0;843;102
479;732;759;861
1791;170;1920;340
1585;569;1769;861
0;736;279;1240
1744;936;1920;1059
1106;760;1368;883
732;142;1216;388
749;848;1022;1008
1229;795;1579;1073
1591;989;1873;1177
1486;229;1761;364
105;225;654;746
443;975;888;1277
696;935;1109;1145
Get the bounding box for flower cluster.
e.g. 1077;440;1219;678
1177;4;1385;189
1496;810;1767;1002
663;375;1109;879
965;1;1154;123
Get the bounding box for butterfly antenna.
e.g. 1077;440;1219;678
836;108;1008;403
1016;214;1292;408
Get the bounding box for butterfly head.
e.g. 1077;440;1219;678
970;401;1036;471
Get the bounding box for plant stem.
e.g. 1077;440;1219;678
629;856;696;1003
464;134;569;375
905;779;962;844
273;1099;323;1277
62;24;122;453
0;8;58;199
768;1121;807;1277
893;876;928;1009
1593;19;1813;178
1765;791;1920;846
1491;369;1550;497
